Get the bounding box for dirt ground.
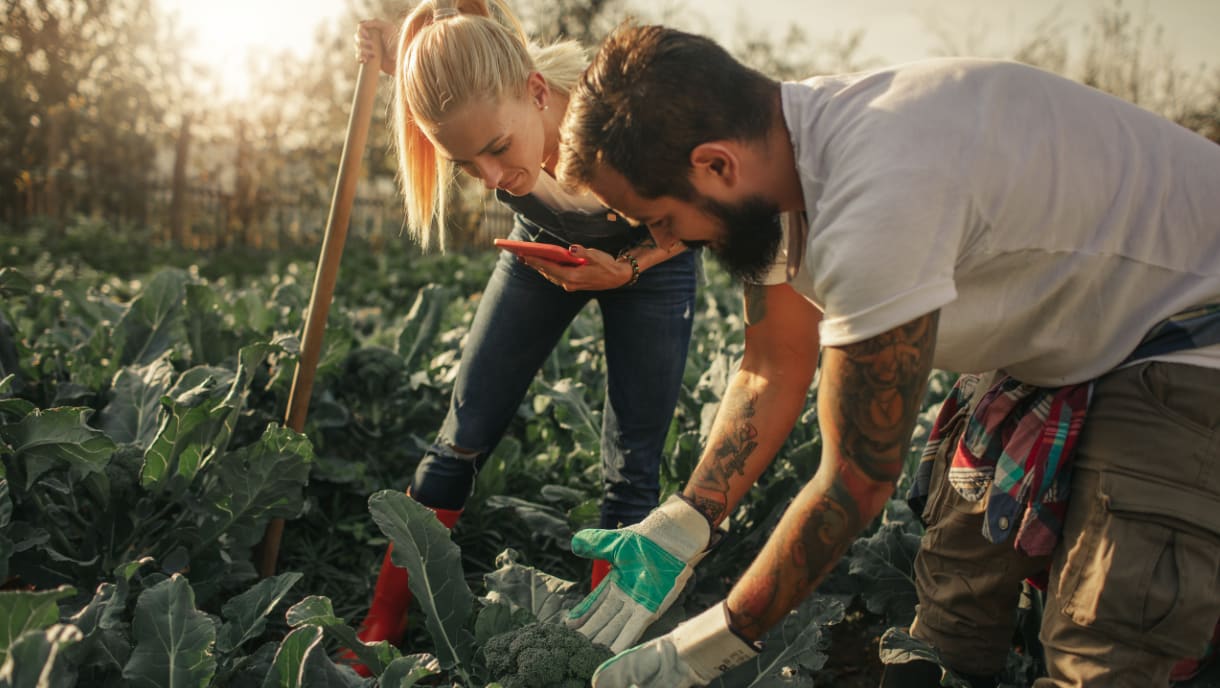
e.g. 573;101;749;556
814;606;1220;688
1185;660;1220;688
817;607;885;687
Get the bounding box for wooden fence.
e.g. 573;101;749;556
143;183;517;251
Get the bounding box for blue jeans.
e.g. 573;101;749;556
411;221;697;528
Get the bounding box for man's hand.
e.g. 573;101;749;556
566;495;711;652
591;603;759;688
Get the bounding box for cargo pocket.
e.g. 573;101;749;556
1137;361;1220;433
1056;471;1220;658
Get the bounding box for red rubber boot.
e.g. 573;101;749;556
345;504;462;676
591;559;612;590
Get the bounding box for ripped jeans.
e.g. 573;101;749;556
411;223;697;528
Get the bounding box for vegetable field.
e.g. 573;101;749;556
1;222;1216;687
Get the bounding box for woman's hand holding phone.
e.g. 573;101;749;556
494;239;588;266
502;241;635;292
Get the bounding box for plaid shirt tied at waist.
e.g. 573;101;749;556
908;304;1220;557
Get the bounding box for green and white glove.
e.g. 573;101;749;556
566;494;712;652
591;602;761;688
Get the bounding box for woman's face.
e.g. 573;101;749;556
425;91;547;196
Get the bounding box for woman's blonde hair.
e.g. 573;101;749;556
394;0;587;251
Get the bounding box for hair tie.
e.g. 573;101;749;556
433;6;460;20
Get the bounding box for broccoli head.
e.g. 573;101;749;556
482;622;614;688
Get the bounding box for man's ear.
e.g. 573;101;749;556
690;142;739;190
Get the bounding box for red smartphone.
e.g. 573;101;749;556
494;239;587;266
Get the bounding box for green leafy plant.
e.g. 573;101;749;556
0;229;1126;687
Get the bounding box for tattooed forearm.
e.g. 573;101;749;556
687;393;760;523
828;312;938;483
744;283;768;327
728;470;864;638
725;314;937;641
727;569;781;639
792;476;860;583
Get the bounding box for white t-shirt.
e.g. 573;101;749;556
761;58;1220;386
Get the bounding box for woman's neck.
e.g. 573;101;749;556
541;90;570;177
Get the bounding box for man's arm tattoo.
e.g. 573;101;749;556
728;314;937;638
729;473;862;638
688;393;760;523
832;312;937;483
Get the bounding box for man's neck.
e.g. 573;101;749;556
765;86;805;213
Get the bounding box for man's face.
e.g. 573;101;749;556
588;164;783;282
695;195;784;282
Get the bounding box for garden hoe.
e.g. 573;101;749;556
254;28;384;578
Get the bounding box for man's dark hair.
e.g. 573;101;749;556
558;22;778;200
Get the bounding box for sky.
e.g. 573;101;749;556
159;0;1220;99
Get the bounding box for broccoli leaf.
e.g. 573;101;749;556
0;408;114;490
284;595;400;677
99;354;175;449
713;593;845;688
397;285;451;371
259;625;322;688
877;628;973;688
379;653;441;688
0;624;83;688
368;491;475;677
468;602;527;644
121;574;217;688
113;268;189;367
0;585;76;666
195;424;314;551
847;520;921;625
532;379;601;448
64;582;132;672
483;549;583;625
183;283;243;366
216;572;303;653
140;367;232;493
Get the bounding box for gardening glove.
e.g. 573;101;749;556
566;494;712;652
591;602;760;688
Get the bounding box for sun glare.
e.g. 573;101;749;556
158;0;344;100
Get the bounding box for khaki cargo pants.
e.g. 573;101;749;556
909;362;1220;687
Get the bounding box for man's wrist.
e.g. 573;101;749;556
644;494;713;562
672;602;761;680
674;492;716;531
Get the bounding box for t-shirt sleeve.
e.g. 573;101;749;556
807;165;966;346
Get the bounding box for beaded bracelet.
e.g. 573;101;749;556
617;253;640;288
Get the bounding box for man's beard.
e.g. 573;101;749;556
691;195;784;283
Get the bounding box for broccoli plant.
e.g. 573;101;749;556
332;346;408;434
482;622;613;688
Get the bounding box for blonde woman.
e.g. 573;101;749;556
347;0;698;669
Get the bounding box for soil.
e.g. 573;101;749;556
812;605;1220;688
816;605;886;687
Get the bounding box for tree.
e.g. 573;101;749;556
0;0;184;226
